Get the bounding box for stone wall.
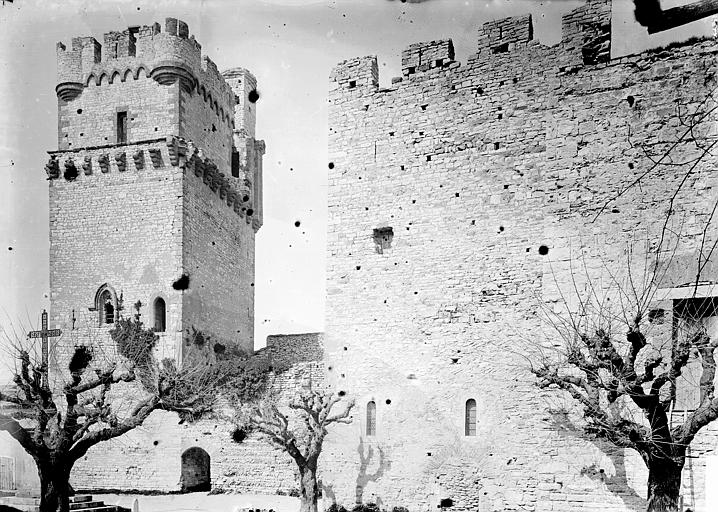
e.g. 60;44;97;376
182;153;256;352
266;333;324;371
70;334;324;494
324;0;718;510
47;138;185;367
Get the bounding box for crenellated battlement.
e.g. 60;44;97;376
478;14;533;54
45;136;258;227
401;40;455;77
329;55;378;91
56;17;235;117
329;0;614;92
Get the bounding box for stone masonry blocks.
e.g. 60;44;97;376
324;0;717;509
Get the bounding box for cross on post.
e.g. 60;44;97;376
27;310;62;387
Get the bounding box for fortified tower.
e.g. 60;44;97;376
46;18;264;360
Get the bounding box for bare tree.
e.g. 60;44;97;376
241;384;354;512
530;83;717;511
0;315;224;512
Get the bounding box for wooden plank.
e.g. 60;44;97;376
634;0;718;33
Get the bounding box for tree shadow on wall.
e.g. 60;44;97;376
547;409;647;512
355;437;392;506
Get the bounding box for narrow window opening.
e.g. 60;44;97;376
465;399;477;436
348;80;357;89
494;142;500;150
99;290;115;325
407;66;415;74
674;297;718;411
128;27;139;57
231;150;240;178
435;59;443;67
648;308;665;324
366;401;376;436
113;42;119;59
117;111;128;144
154;297;166;332
492;43;509;54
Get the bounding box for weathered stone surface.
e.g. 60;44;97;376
323;0;718;510
47;19;269;494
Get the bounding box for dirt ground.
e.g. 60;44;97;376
92;492;302;512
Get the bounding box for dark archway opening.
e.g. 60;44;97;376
180;447;210;492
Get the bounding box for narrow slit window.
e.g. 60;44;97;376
465;399;477;436
366;401;376;436
117;111;128;144
154;297;166;332
103;293;115;324
231;150;240;178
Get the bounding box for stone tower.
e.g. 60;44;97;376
46;18;264;361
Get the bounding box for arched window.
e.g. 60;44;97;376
94;284;118;326
465;399;477;436
366;401;376;437
153;297;166;332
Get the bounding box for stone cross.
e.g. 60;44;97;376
27;310;61;387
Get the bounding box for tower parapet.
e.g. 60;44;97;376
329;56;378;94
56;18;233;107
54;18;258;176
478;14;533;55
330;0;617;89
401;40;455;77
560;0;612;65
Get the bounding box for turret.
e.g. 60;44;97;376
223;67;264;230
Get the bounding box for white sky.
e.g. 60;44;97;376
0;0;712;353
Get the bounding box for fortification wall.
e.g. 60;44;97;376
324;1;718;510
266;333;324;371
182;156;256;351
70;336;324;495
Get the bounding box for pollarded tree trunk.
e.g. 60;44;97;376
37;458;73;512
646;458;683;512
299;463;319;512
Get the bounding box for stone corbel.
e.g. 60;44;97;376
193;156;204;178
45;156;60;180
98;154;110;173
166;136;179;166
219;175;228;199
227;190;238;208
148;148;163;169
133;150;145;171
115;152;127;172
82;155;92;175
63;159;78;181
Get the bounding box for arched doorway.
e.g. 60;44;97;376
180;447;210;492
